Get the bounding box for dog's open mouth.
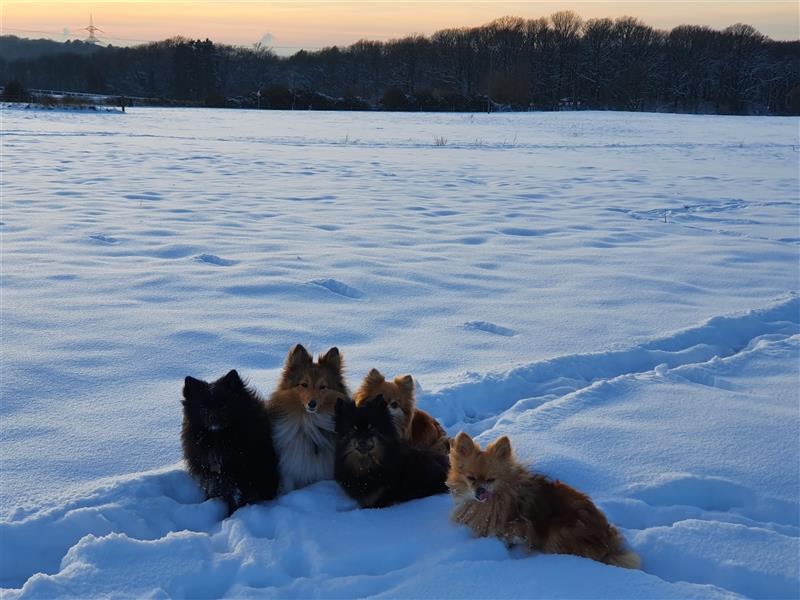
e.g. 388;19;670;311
475;488;492;502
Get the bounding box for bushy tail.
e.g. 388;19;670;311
601;524;641;569
605;548;641;570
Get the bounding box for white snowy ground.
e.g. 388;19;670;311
1;107;798;598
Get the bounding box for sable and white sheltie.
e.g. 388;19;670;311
447;432;640;569
354;368;449;455
334;395;449;508
267;344;349;493
181;369;279;516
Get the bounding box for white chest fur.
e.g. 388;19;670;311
271;412;336;493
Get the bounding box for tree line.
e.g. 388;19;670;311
2;12;798;115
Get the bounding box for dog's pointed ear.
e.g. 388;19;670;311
319;347;342;370
219;369;244;390
453;432;477;458
365;368;385;386
487;436;512;461
367;395;394;428
183;376;206;400
365;394;386;413
394;374;414;395
335;396;354;419
286;344;312;367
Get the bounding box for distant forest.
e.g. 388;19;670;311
2;13;799;115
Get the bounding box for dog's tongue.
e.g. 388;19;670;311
476;489;491;502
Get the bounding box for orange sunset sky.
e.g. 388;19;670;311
2;1;798;52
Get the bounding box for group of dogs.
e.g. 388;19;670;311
181;344;640;569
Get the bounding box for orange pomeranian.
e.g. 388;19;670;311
354;368;449;455
447;432;640;569
267;344;350;493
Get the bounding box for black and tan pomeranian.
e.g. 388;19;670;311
334;395;449;508
181;369;279;516
354;368;449;455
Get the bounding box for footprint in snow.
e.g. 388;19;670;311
464;321;516;337
89;234;119;244
629;474;756;513
124;192;162;201
498;227;543;237
309;279;365;299
194;254;238;267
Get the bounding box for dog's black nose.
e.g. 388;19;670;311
476;486;487;496
307;399;317;410
356;438;374;453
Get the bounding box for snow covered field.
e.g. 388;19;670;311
1;107;798;598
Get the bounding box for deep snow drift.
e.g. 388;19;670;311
1;107;798;598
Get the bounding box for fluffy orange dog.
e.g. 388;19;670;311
447;432;639;569
354;369;449;455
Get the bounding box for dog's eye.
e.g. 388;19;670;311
466;476;476;482
390;401;399;409
486;478;495;483
320;384;327;390
300;382;309;388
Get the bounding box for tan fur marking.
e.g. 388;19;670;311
341;438;384;473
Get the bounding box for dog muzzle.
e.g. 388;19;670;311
475;487;491;502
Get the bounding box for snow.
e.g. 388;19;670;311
1;107;798;598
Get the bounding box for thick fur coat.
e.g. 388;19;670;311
181;369;279;516
334;395;449;508
267;344;349;493
447;432;640;569
354;368;449;455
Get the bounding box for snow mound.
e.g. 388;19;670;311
422;295;799;431
0;481;737;600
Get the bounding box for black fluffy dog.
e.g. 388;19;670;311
181;369;279;516
334;395;449;508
